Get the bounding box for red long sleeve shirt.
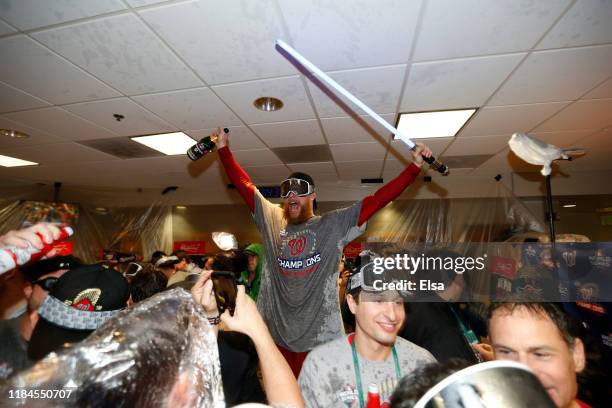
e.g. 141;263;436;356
218;146;421;225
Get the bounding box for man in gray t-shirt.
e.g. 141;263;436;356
217;130;430;374
298;271;435;407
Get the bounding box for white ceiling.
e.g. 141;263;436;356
0;0;611;205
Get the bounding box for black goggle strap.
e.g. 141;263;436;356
124;262;143;277
280;178;313;197
34;277;58;291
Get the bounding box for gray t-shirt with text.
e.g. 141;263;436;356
253;190;363;351
298;336;436;407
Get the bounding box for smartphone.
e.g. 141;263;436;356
211;271;238;315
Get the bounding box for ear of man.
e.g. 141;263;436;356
346;291;360;315
572;338;586;373
23;283;33;299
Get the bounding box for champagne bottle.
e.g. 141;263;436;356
0;226;73;275
187;128;229;161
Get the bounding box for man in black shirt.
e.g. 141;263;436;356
0;255;82;379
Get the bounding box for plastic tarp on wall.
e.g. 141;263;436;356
0;185;173;264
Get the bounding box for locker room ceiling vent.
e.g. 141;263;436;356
78;138;163;159
271;144;333;164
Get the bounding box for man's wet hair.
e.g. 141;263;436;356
212;251;247;276
390;359;472;408
150;250;167;265
172;250;190;263
130;264;168;303
488;301;583;347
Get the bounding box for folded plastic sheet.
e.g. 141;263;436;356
1;289;225;407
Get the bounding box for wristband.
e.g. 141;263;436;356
207;315;221;325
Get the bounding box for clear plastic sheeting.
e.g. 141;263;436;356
0;289;225;408
365;181;544;245
0;185;174;263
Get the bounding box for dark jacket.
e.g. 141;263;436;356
399;301;479;364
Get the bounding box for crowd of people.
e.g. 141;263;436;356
0;131;607;407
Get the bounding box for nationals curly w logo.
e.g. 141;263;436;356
288;236;307;256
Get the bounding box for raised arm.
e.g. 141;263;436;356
222;286;305;408
217;130;256;212
358;142;431;225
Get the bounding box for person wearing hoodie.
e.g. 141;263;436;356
239;243;263;301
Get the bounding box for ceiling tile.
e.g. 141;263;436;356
32;14;203;95
569;128;612;153
0;19;18;35
443;135;510;156
400;54;526;111
1;142;118;165
308;65;406;118
0;81;50;113
125;0;168;6
115;155;192;174
582;77;612;99
243;164;290;182
0;156;198;187
139;0;292;84
336;160;383;180
469;148;520;176
132;88;241;130
63;97;175;136
388;137;454;161
382;159;413;175
0;35;121;104
560;132;612;171
383;159;476;178
0;116;67;148
231;148;282;166
279;0;422;71
4;107;117;141
534;98;612;132
288;161;336;177
0;0;127;30
460;102;570;137
212;76;315;124
330;142;387;162
251;120;325;148
186;126;265;151
321;114;395;144
414;0;570;61
529;129;597;148
537;0;612;49
490;45;612;105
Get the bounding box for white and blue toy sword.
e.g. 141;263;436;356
275;39;449;176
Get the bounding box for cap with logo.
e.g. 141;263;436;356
28;264;130;360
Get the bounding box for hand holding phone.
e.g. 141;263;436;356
211;271;238;315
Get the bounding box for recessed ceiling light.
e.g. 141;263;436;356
395;108;477;139
0;154;38;167
1;129;30;139
562;204;576;208
130;132;197;156
254;96;284;112
176;205;187;209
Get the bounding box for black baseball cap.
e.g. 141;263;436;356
28;264;130;361
20;255;84;282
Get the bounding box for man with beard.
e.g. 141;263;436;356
216;128;431;375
